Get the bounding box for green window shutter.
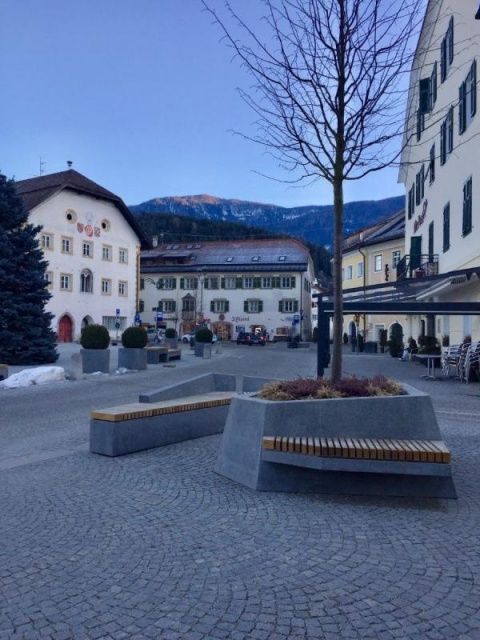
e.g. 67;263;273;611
172;301;176;312
193;279;198;289
291;276;296;288
210;301;215;312
221;278;225;289
244;300;249;313
274;276;281;288
179;278;185;289
253;277;261;288
259;300;263;312
236;277;243;289
225;300;229;312
278;300;283;313
294;301;299;313
172;278;176;289
157;301;163;312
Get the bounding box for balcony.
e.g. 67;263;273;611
396;254;439;281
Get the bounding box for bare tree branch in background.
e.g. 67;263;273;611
202;0;424;381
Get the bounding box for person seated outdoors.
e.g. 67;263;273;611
401;337;418;361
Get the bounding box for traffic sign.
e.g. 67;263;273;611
115;308;120;316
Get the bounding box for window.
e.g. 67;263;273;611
161;300;176;313
440;107;454;165
210;299;229;313
440;16;454;83
60;273;72;291
392;251;401;268
244;299;263;313
155;277;176;290
139;299;145;313
280;276;295;288
83;241;93;258
243;277;254;289
415;165;425;205
101;279;111;295
357;262;364;278
459;60;477;135
41;233;53;250
61;236;73;254
279;299;298;313
408;184;415;219
261;277;272;288
223;277;237;289
118;281;128;296
80;270;93;293
182;297;195;312
102;245;112;261
180;277;198;290
204;277;219;290
429;145;435;185
118;248;128;264
443;203;450;252
374;255;382;272
65;209;77;223
463;177;473;237
346;265;353;280
45;271;53;289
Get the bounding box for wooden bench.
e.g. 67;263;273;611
263;436;451;463
261;435;452;479
90;391;236;456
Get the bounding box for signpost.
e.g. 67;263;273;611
115;309;120;341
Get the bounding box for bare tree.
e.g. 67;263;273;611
202;0;424;381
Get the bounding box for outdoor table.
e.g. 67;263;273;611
415;354;443;380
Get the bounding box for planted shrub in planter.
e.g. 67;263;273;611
388;322;403;358
80;324;110;373
165;327;178;348
118;326;148;370
195;327;213;357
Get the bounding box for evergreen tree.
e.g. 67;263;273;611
0;174;58;364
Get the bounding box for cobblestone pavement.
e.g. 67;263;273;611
1;344;480;639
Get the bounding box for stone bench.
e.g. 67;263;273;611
146;346;181;364
90;372;237;457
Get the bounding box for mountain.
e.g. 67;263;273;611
129;194;405;249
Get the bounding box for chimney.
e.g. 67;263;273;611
67;160;73;168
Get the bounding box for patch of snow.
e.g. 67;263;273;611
0;366;66;389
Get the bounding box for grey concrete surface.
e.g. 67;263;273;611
1;343;480;639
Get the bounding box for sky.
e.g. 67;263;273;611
1;0;406;209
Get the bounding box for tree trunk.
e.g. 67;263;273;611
331;176;344;383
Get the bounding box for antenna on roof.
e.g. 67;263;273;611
39;157;46;175
67;160;73;169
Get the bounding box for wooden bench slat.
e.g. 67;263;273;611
262;436;451;464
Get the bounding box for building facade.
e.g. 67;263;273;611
399;0;480;344
15;170;149;342
342;211;407;342
140;238;314;341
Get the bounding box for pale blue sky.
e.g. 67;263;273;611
0;0;404;208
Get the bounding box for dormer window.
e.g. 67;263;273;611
279;255;287;261
252;256;260;262
226;257;233;262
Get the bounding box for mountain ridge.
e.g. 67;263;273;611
129;193;405;249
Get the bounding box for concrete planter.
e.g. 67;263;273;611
216;383;456;499
81;349;110;374
195;342;212;358
117;347;147;370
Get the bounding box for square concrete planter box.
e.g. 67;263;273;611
195;343;212;358
216;383;456;499
117;347;147;370
81;349;110;374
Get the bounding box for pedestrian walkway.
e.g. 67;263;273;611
1;344;480;639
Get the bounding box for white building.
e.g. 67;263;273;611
140;238;314;341
398;0;480;344
15;169;149;341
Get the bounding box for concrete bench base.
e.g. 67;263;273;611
216;384;456;499
90;373;237;457
0;364;8;380
146;347;181;364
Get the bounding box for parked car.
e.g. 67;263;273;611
246;332;266;346
147;328;165;343
236;331;248;344
181;333;195;343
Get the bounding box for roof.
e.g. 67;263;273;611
15;169;150;249
343;210;405;253
141;238;311;273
